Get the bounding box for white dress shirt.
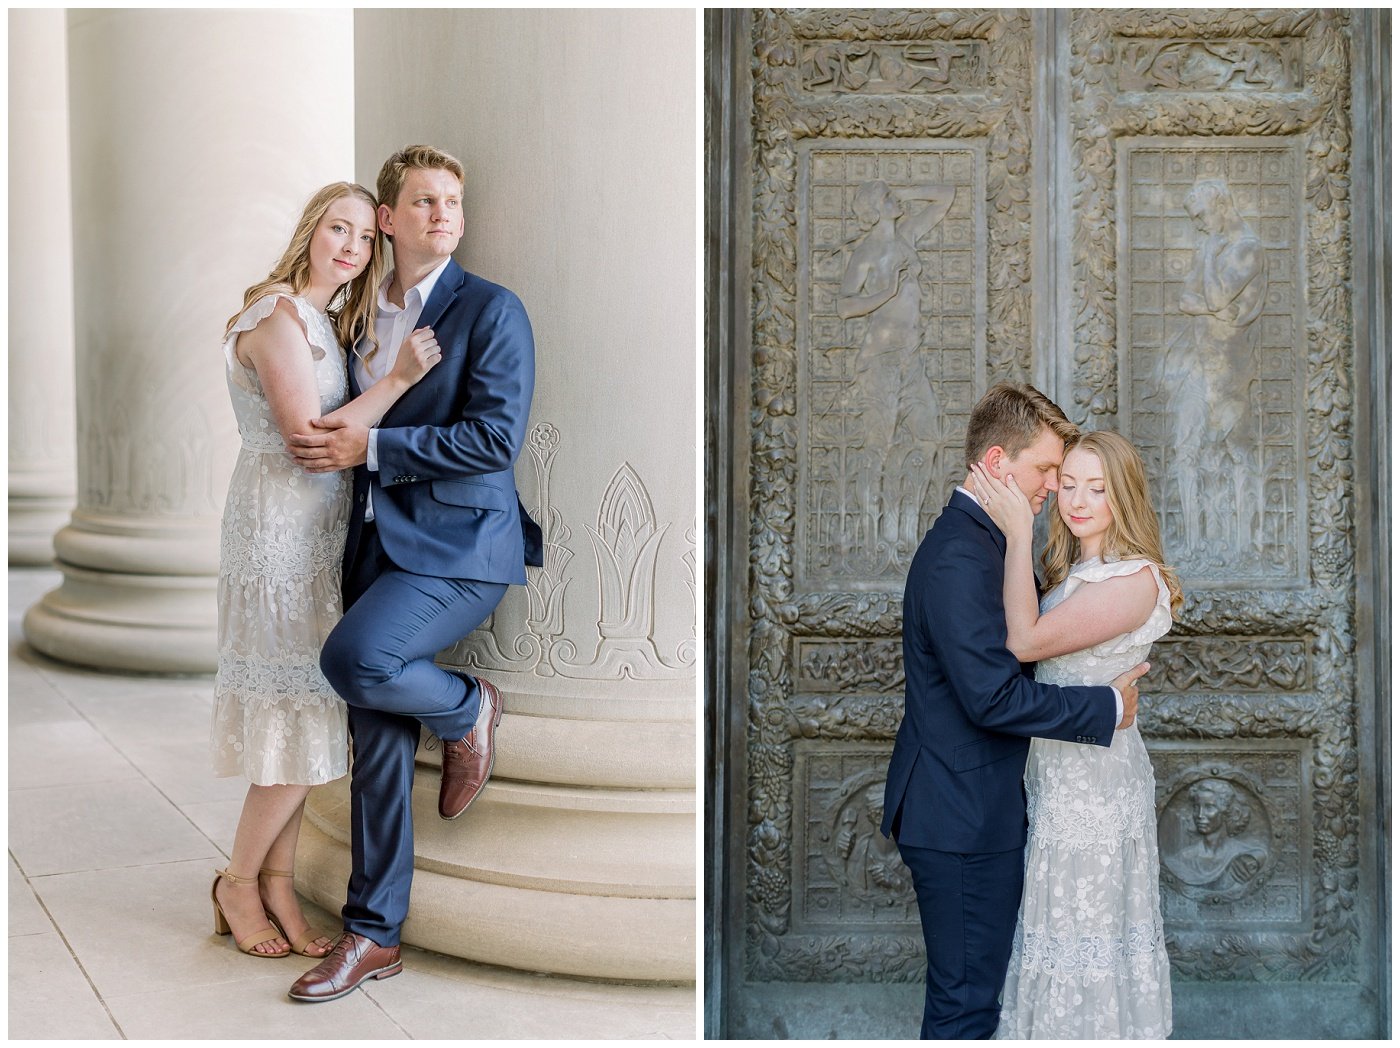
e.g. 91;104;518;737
355;257;452;520
954;486;1124;725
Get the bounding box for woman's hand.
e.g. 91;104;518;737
970;462;1033;543
389;327;442;385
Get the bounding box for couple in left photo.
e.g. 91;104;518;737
10;9;697;1039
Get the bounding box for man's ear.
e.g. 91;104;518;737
377;203;394;236
983;446;1005;477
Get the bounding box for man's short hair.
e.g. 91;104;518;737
963;382;1077;467
376;144;466;210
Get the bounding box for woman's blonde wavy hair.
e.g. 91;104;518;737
225;182;384;357
1041;429;1184;619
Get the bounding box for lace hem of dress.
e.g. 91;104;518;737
215;651;343;709
1017;920;1166;981
1026;790;1153;852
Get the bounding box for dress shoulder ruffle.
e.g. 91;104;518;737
1061;557;1173;654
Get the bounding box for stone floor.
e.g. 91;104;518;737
8;567;696;1040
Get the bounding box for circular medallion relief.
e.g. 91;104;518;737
1157;766;1280;904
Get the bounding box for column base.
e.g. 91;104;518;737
22;559;217;672
8;495;72;565
299;765;695;982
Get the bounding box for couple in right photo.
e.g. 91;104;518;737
704;7;1390;1041
886;383;1175;1039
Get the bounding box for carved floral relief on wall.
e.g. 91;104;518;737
445;421;695;683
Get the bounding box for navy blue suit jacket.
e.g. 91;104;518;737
345;258;543;584
882;492;1117;853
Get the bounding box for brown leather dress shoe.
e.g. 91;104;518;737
286;931;401;1003
438;677;503;820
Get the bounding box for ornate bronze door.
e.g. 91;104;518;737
707;9;1389;1039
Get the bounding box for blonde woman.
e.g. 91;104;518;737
210;183;441;957
971;430;1181;1038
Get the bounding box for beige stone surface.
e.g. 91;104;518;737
105;973;409;1040
300;813;694;983
11;781;219;878
8;705;139;790
9;929;121;1039
7;567;696;1040
9;9;77;566
338;9;699;985
9;857;51;938
362;947;696;1040
24;9;356;672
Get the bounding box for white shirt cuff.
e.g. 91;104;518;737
1112;686;1123;725
366;428;379;471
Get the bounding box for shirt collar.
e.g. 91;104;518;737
378;256;452;315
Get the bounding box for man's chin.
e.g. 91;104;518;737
425;236;460;255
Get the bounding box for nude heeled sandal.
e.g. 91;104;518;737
259;867;333;957
211;868;291;957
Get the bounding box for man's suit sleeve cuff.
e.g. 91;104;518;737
1112;686;1123;726
366;428;379;472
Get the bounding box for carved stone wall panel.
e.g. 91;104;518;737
1149;742;1307;925
1149;636;1310;693
1070;8;1358;986
734;8;1369;1016
1118;139;1307;585
745;8;1034;984
797;141;984;588
794;638;904;693
792;742;918;933
800;39;987;96
1068;8;1329;424
444;423;696;684
1113;37;1305;93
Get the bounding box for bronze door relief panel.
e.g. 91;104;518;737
741;9;1034;1008
715;7;1384;1040
1074;9;1364;992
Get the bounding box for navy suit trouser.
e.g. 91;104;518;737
321;520;507;946
897;839;1024;1040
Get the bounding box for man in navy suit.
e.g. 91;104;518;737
285;145;542;1001
881;383;1149;1038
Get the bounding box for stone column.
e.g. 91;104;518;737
298;9;696;981
23;10;355;671
9;10;77;565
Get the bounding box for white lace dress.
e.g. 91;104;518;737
995;557;1174;1039
210;293;351;786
